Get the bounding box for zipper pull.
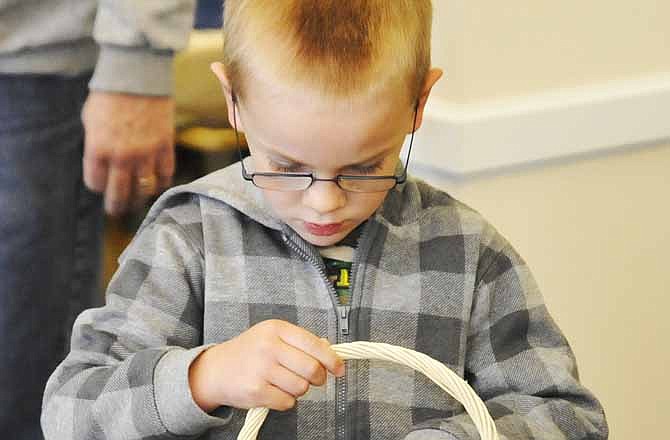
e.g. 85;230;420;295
337;305;350;336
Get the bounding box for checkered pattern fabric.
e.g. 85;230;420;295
42;162;608;439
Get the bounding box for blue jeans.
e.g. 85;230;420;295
0;74;104;439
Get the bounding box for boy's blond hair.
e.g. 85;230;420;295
223;0;432;104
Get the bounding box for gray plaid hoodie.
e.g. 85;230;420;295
41;162;608;440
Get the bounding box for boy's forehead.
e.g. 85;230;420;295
238;65;413;168
242;85;409;167
243;60;411;113
246;71;407;124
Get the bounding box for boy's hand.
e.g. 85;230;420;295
188;320;345;413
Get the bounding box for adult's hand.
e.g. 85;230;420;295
82;92;176;216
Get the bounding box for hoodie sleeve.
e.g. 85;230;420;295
41;203;230;439
89;0;197;96
403;229;609;440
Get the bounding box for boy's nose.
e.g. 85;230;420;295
302;180;347;214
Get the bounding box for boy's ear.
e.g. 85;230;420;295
412;68;444;133
210;62;243;131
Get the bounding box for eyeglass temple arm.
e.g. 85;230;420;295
232;92;253;180
398;102;420;184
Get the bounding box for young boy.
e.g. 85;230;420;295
42;1;608;439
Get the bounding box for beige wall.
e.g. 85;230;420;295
425;1;670;438
432;1;670;102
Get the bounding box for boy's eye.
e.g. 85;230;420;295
268;160;305;173
274;165;301;173
349;161;385;175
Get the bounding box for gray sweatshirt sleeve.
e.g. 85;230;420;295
89;0;197;96
41;204;230;439
404;230;608;440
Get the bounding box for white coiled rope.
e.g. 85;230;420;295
237;341;499;440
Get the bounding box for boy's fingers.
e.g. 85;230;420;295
268;364;311;397
261;384;297;412
277;324;345;377
274;343;327;386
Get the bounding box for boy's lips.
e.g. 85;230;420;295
303;221;344;236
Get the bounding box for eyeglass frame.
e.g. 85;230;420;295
232;92;419;193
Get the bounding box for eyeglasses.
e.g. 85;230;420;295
232;93;419;193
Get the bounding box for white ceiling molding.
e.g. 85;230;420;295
411;72;670;179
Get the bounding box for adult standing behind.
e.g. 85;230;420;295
0;1;196;438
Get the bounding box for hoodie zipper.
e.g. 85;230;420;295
282;219;378;440
337;305;350;335
282;232;352;440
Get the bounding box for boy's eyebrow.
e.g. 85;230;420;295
267;148;391;168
